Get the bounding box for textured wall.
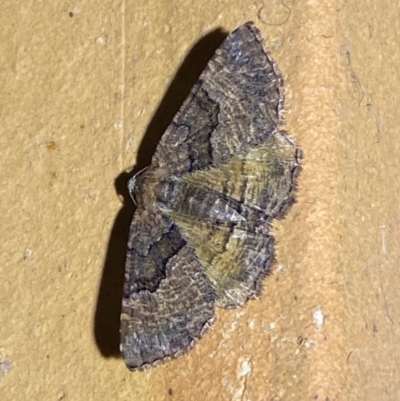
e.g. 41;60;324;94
1;1;400;400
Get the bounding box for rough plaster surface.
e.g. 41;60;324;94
1;1;400;400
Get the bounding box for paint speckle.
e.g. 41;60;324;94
266;322;276;331
313;308;324;327
0;360;11;375
22;248;33;261
96;37;106;46
114;120;123;130
248;319;256;329
239;360;252;377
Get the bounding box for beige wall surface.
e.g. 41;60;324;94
1;1;400;400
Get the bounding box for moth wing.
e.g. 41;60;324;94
183;130;301;220
173;216;274;308
121;21;300;367
170;132;300;307
120;208;215;370
152;22;284;175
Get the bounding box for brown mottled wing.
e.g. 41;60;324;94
121;22;300;370
121;209;215;370
168;132;300;308
152;22;284;175
148;22;298;308
182;131;300;220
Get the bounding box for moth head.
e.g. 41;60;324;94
127;167;149;206
128;166;174;209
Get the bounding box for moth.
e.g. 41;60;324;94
120;22;301;370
